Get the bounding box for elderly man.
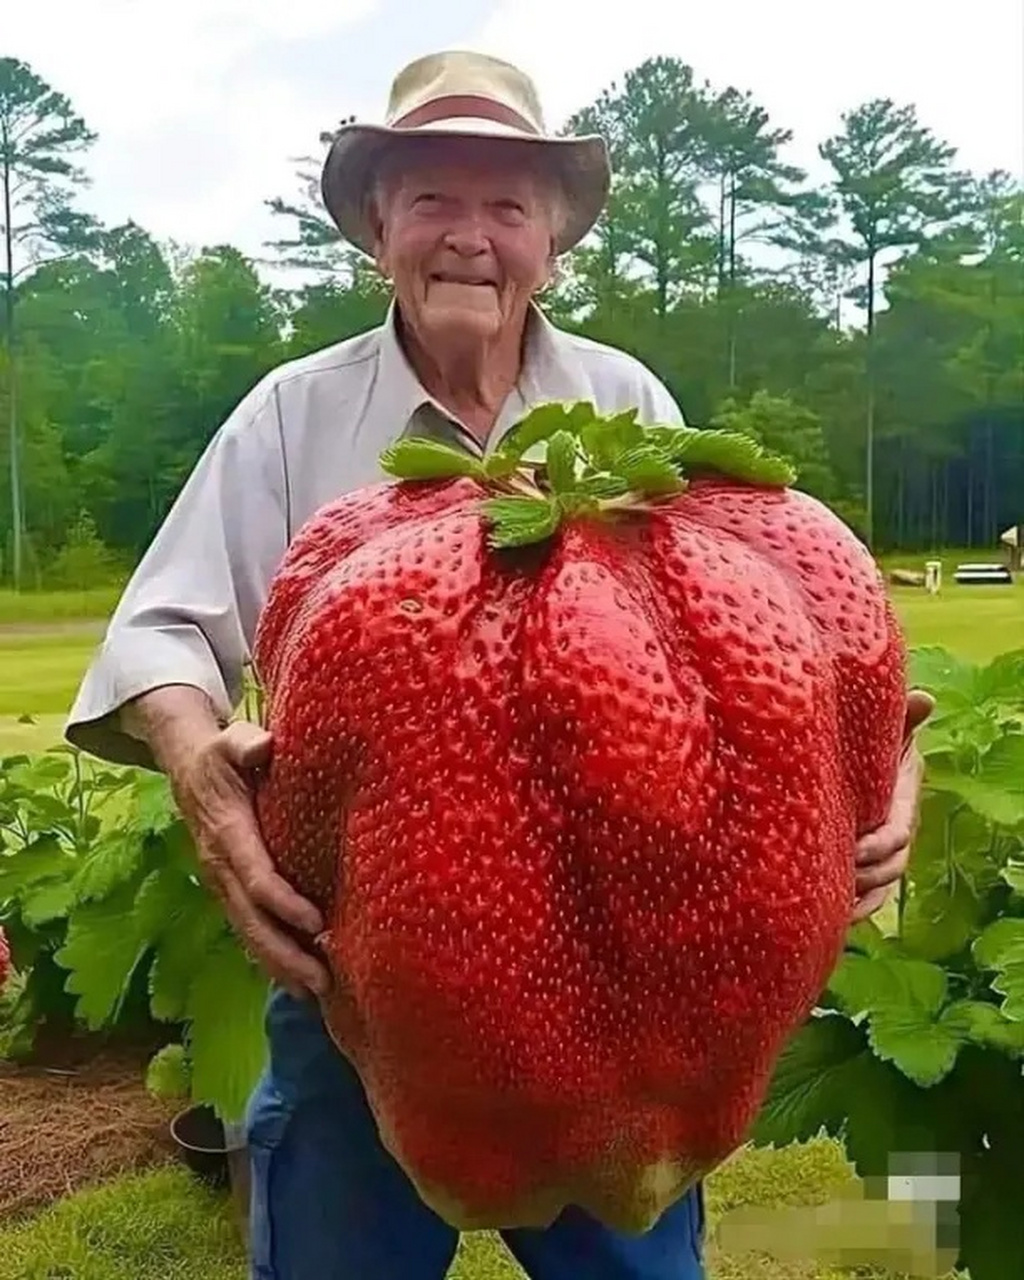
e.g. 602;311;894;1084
66;49;928;1280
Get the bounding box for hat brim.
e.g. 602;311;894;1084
320;119;610;256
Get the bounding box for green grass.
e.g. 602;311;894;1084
0;587;123;625
891;585;1021;661
0;576;1019;757
0;1143;905;1280
0;1167;246;1280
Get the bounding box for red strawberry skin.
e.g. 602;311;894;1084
253;474;907;1233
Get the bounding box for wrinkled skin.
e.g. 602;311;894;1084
253;475;907;1234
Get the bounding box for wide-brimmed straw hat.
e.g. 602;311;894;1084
320;50;610;256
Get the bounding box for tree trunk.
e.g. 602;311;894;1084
984;410;995;546
941;459;950;548
864;244;877;547
655;137;668;322
726;171;738;389
966;459;974;548
1;140;21;590
895;436;906;545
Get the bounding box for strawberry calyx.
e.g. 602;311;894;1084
380;400;797;549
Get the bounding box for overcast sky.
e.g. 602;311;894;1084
6;0;1023;268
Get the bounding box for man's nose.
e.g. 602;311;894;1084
443;213;489;255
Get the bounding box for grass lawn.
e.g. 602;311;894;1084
0;575;1019;758
0;1143;900;1280
0;563;1018;1277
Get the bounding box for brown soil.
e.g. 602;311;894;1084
0;1037;179;1221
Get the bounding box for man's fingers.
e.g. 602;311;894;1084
218;862;331;997
856;755;923;867
239;858;325;938
201;794;323;936
856;849;909;893
856;816;914;866
219;719;273;772
851;884;893;922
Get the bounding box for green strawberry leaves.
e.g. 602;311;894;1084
378;399;797;550
481;496;561;549
378;438;487;481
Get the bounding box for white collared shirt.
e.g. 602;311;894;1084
65;302;684;768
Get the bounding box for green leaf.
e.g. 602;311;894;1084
910;647;1024;761
185;937;271;1123
544;430;580;492
488;401;596;471
900;873;983;962
616;444;685;494
844;918;894;957
124;772;181;835
576;473;631;501
973;918;1024;1021
827;954;963;1086
752;1015;872;1150
941;999;1024;1056
751;1014;935;1177
481;495;561;549
908;645;977;702
20;876;76;926
4;754;74;793
897;791;993;960
54;883;150;1028
72;831;151;904
666;428;797;487
145;1043;192;1100
579;408;645;469
926;736;1024;828
135;867;229;1021
974;649;1024;705
1002;859;1024;894
0;836;74;901
957;1083;1024;1280
379;436;485;482
828;953;948;1017
867;1004;963;1087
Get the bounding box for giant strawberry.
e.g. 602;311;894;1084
252;404;907;1234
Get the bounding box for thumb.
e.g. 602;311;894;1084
219;719;273;772
905;689;936;737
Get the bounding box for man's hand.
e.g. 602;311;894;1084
169;720;331;1001
851;689;935;922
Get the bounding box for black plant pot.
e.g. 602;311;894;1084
170;1103;247;1191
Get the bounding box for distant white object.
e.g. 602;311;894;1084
953;562;1013;585
924;560;942;594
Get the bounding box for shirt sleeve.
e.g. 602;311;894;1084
64;381;290;772
634;363;687;427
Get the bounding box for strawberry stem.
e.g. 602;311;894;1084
379;401;797;550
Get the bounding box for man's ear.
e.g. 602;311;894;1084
544;246;561;291
368;198;389;274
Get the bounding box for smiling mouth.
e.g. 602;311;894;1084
430;275;497;288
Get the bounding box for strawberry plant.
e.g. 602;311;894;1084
753;644;1024;1280
0;748;269;1122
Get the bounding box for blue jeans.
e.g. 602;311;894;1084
245;988;706;1279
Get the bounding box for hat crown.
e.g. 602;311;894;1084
385;51;547;134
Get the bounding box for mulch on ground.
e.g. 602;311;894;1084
0;1037;179;1220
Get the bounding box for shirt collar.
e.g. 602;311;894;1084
370;298;592;455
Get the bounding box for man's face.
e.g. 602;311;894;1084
373;139;556;351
